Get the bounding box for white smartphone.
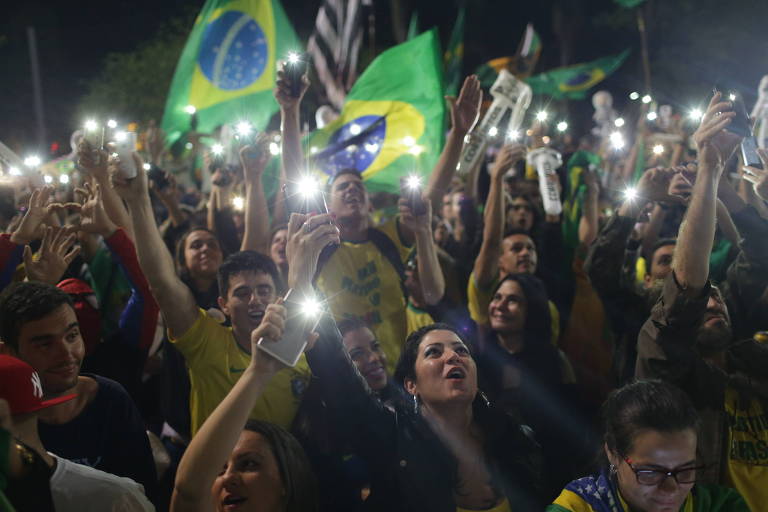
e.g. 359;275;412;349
257;289;321;367
111;131;138;179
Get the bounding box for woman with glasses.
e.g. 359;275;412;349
547;380;748;512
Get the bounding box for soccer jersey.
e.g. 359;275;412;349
169;309;311;435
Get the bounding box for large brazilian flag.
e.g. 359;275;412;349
162;0;300;143
527;50;630;100
308;29;446;193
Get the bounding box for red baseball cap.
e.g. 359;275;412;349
0;355;76;415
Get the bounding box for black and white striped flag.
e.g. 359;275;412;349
307;0;369;111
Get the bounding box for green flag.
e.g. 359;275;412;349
307;29;446;194
562;151;601;252
161;0;301;144
407;10;419;40
527;50;630;99
444;7;465;97
473;24;541;88
614;0;646;8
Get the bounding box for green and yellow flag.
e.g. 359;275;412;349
307;29;446;194
474;24;541;88
444;7;465;97
527;50;630;99
162;0;300;143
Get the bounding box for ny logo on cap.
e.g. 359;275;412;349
31;372;43;399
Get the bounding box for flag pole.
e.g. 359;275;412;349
27;26;47;151
636;6;652;93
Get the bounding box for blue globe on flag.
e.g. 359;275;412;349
318;115;386;175
198;11;268;91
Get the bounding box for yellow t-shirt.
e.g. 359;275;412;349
169;309;311;436
467;272;560;344
724;386;768;512
406;301;435;337
457;498;511;512
316;218;412;374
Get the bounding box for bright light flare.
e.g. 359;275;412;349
301;296;322;317
623;187;638;201
507;129;520;141
652;144;665;155
287;52;300;64
236;121;252;137
84;119;98;132
556;121;568;132
24;155;41;167
688;108;704;122
402;136;416;147
641;95;652;104
647;111;658;121
614;117;625;127
143;163;151;171
310;146;319;154
232;196;245;211
408;145;424;155
729;93;737;101
629;92;640;101
184;105;197;114
114;131;128;142
9;166;21;176
269;142;281;155
406;175;422;190
349;123;362;135
43;175;53;184
211;143;224;156
364;143;379;153
609;131;625;150
535;111;548;122
59;174;70;185
488;126;498;137
297;175;320;197
107;119;117;129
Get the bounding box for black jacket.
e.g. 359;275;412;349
306;316;544;511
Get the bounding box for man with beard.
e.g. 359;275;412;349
636;92;768;511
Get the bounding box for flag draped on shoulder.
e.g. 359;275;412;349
527;50;630;99
307;0;366;111
307;29;446;193
162;0;300;144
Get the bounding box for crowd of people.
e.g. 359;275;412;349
1;60;767;512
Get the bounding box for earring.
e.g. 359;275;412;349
479;390;491;407
413;394;419;415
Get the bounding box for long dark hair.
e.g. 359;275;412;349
174;227;220;280
243;420;319;512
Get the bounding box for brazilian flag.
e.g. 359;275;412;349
527;50;630;99
444;7;465;97
307;29;446;193
161;0;300;143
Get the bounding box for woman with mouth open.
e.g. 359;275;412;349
547;380;748;512
306;320;544;511
170;299;318;512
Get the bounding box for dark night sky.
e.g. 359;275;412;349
1;0;766;158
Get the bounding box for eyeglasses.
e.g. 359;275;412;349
624;458;704;486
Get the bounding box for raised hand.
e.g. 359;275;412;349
77;140;109;180
109;153;149;204
693;92;742;170
448;75;482;135
11;186;55;245
77;183;118;238
274;65;310;111
489;143;526;181
23;226;80;285
743;147;768;201
635;167;689;205
398;194;432;235
286;212;340;292
240;134;271;185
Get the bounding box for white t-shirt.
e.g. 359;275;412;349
49;454;155;512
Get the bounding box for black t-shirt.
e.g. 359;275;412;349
37;374;157;501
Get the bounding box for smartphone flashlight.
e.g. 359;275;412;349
406;175;422;190
236;121;253;137
623;187;638;201
298;175;320;198
300;296;322;318
211;143;224;156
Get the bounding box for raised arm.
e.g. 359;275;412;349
110;154;200;338
425;75;482;205
578;167;600;247
398;196;444;305
239;137;271;254
171;302;289;512
675;93;741;293
472;144;525;287
275;65;310;184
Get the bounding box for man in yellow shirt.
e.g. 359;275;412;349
114;162;323;436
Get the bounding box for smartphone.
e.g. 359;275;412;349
725;91;752;138
257;289;321;367
147;165;170;190
400;177;427;216
83;124;103;149
112;132;138;179
285;54;308;97
741;136;763;169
